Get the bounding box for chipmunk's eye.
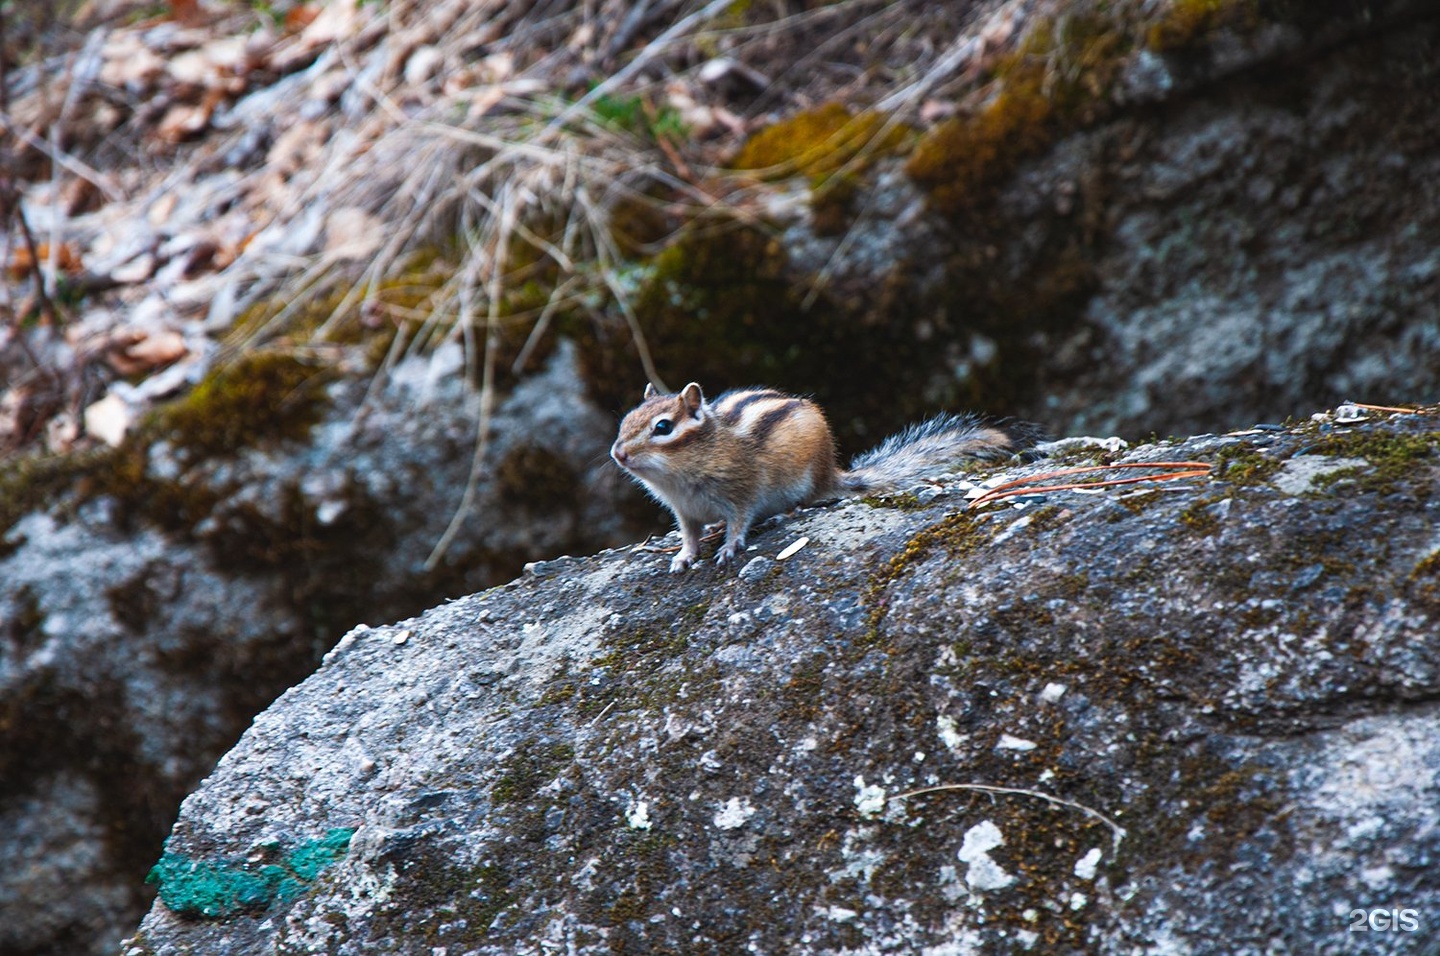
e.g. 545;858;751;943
652;419;674;436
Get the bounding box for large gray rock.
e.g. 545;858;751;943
125;405;1440;954
942;4;1440;438
0;343;647;956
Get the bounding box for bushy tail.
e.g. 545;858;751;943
838;413;1042;494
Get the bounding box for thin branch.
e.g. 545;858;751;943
890;782;1127;852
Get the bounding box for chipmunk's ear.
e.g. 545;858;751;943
679;382;705;416
644;383;658;400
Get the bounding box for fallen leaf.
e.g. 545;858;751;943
84;394;131;447
7;241;84;278
284;5;321;33
100;35;166;90
156;102;213;144
148;192;179;226
108;328;189;376
170;0;205;27
321;207;384;263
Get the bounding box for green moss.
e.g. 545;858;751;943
582;225;963;451
159;350;335;461
732;104;909;179
1147;0;1258;51
492;740;577;805
809;173;861;237
590;91;687;142
1178;496;1223;536
369;846;516;945
859;492;926;511
494;445;581;513
1405;549;1440;612
1306;431;1437;497
1023;503;1069;533
864;511;991;643
0;449;109;548
1124;747;1291;872
232;248;455;350
781;653;829;721
599;601;708;663
907;9;1129;217
146;828;355;918
1110;490;1168;518
1213;443;1282;485
538;681;579;706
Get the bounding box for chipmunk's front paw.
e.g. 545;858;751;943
669;549;697;573
714;539;745;566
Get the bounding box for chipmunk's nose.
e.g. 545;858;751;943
611;444;630;467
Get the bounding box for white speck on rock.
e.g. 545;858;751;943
1074;847;1103;880
1272;456;1368;495
853;775;887;819
626;800;652;830
1040;682;1067;703
997;733;1037;751
713;797;755;830
739;556;772;580
937;714;968;753
957;820;1015;891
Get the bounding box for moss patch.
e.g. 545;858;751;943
580;225;970;450
492;740;578;805
864;510;992;643
1147;0;1258;51
907;8;1130;217
1213;443;1283;486
366;844;516;946
732;103;909;180
1306;431;1437;497
158;350;335;462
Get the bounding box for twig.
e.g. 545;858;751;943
1350;402;1425;414
890;782;1127;852
968;462;1212;509
0;115;123;204
424;194;507;571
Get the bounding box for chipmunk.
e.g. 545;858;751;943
611;382;1039;572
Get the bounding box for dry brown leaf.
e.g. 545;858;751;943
148;192;180;226
285;5;322;33
169;0;205;27
156;103;212;144
0;387;30;450
297;0;361;49
115;330;189;375
61;177;104;216
7;242;84;278
100;34;167;90
266;119;330;175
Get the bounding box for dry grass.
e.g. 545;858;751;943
4;0;1133;474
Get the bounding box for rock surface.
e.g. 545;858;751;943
125;405;1440;954
1019;12;1440;436
0;342;646;956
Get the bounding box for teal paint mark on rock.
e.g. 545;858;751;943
147;827;356;917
